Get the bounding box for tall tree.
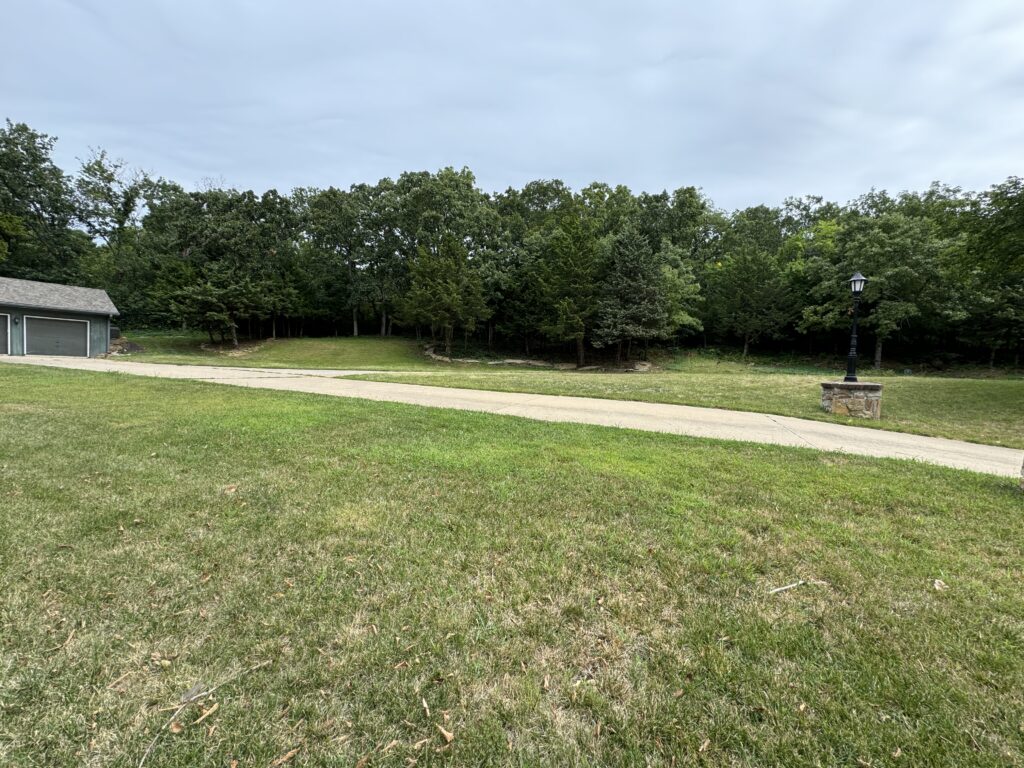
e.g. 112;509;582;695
538;201;603;367
593;226;687;361
0;120;91;282
800;207;945;367
401;233;488;355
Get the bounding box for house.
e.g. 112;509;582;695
0;277;119;358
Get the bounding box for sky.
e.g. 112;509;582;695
4;0;1024;210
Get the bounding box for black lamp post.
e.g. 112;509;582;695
844;271;868;382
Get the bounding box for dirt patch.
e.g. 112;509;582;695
200;341;265;357
106;338;146;355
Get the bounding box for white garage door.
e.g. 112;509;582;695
25;316;89;357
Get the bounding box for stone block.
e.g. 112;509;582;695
820;381;883;419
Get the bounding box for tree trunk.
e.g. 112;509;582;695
616;340;622;364
874;338;883;369
989;346;997;369
380;309;387;336
230;323;239;349
444;326;453;356
271;316;277;340
415;324;422;342
524;335;530;356
742;336;750;359
576;337;585;368
207;328;215;345
487;321;494;352
352;307;359;337
626;338;632;361
387;317;394;337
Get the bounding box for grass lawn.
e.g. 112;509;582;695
1;365;1022;766
120;333;1024;447
353;359;1024;448
120;330;439;370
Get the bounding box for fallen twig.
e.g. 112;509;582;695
768;580;806;595
193;702;219;724
106;670;135;690
270;746;301;766
138;659;271;767
45;629;75;653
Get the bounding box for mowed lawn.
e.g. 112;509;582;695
1;365;1022;767
354;363;1024;448
121;331;437;370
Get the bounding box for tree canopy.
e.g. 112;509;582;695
1;118;1021;366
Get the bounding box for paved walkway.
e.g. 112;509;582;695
3;356;1021;479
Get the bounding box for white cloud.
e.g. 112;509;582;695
4;0;1023;209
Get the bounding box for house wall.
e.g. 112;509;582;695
0;305;112;357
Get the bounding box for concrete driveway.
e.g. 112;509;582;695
3;355;1021;479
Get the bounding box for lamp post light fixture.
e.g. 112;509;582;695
844;271;868;382
821;272;881;418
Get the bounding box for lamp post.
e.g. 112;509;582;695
844;271;868;382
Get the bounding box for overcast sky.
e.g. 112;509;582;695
5;0;1024;210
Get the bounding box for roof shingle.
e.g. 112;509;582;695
0;277;119;316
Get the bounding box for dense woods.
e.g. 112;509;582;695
1;119;1021;366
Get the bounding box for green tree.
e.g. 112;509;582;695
958;178;1024;365
0;120;92;282
593;227;691;361
538;203;603;367
402;233;488;355
800;208;945;367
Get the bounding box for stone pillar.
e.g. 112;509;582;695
820;381;883;419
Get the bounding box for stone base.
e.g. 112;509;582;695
820;381;883;419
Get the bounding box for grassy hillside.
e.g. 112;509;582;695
120;331;437;370
1;364;1021;766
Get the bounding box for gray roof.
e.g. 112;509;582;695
0;277;119;316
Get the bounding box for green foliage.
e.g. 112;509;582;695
1;117;1022;366
706;207;796;357
402;233;489;354
537;204;603;366
592;227;695;358
0;119;91;282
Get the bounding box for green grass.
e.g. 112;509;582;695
353;360;1024;448
121;330;438;370
1;365;1022;766
119;333;1024;447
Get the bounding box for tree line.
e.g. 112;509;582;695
1;119;1021;367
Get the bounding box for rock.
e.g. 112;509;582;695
820;381;883;419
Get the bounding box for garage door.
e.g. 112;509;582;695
0;315;8;354
25;316;89;357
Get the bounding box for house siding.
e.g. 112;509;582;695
0;305;111;357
